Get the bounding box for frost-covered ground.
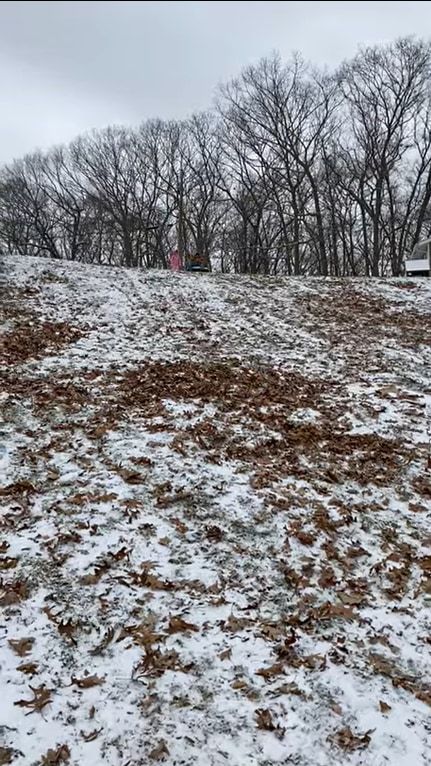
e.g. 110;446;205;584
1;255;430;766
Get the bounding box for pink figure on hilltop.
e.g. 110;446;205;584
169;250;183;272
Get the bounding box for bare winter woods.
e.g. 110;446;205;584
1;38;431;275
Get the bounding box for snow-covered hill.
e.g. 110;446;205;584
1;256;431;766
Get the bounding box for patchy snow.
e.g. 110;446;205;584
1;255;431;766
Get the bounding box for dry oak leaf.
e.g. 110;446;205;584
312;602;357;622
379;700;392;713
40;744;70;764
15;685;53;714
57;620;78;642
0;748;13;765
269;682;306;698
71;675;105;689
131;456;153;467
296;531;316;546
128;565;175;591
330;703;343;716
8;638;34;657
255;708;285;739
17;662;38;676
256;662;285;680
0;580;29;607
338;592;366;606
149;740;169;761
415;687;431;707
231;679;248;690
134;647;193;678
258;623;286;642
118;469;143;485
0;480;35;496
330;726;372;751
206;525;224;542
299;653;327;671
124;623;164;649
171;517;188;534
168;615;199;634
223;614;254;633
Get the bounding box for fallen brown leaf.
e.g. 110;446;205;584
134;647;191;678
256;662;285;680
43;606;59;624
123;622;164;649
149;740;169;761
269;682;306;698
110;546;130;562
41;744;70;764
0;480;36;496
8;638;34;657
255;708;285;739
206;525;224;542
312;602;357;621
296;530;316;546
168;615;199;634
258;623;286;642
118;469;143;485
15;684;52;714
58;620;79;643
0;580;29;606
131;456;153;467
330;726;372;751
338;592;367;606
0;748;13;765
415;688;431;707
171;517;188;534
231;679;248;690
223;614;254;633
379;700;392;713
17;662;38;676
318;567;337;588
129;569;175;591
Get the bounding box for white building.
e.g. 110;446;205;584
405;239;431;277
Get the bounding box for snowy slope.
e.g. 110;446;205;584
1;255;431;766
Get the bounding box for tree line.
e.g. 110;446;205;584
1;37;431;276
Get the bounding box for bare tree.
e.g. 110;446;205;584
339;37;431;275
2;37;431;277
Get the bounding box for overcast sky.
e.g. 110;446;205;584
1;0;430;163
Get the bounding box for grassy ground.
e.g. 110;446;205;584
1;255;430;766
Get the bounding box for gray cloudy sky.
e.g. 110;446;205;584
1;0;430;162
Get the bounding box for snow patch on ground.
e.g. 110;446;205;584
1;256;431;765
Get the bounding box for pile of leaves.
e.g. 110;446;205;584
297;284;431;349
100;360;408;486
1;319;86;366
